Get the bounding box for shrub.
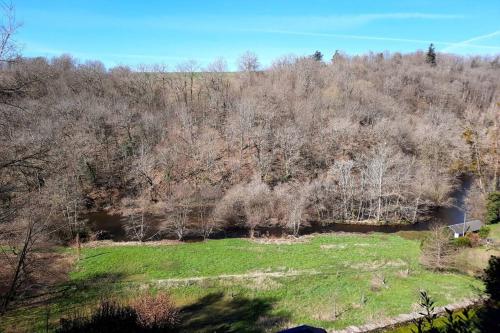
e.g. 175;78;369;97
453;236;471;248
466;232;481;247
131;293;179;329
57;295;180;333
485;191;500;224
478;226;490;239
421;225;454;270
370;273;387;291
476;256;500;332
57;301;138;333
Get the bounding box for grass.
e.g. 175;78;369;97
453;223;500;275
1;233;485;332
489;222;500;239
388;308;477;333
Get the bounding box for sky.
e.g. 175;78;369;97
13;0;500;70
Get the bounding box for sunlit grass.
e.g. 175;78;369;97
1;233;484;332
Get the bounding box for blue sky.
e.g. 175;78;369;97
15;0;500;70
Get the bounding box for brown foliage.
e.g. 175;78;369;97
2;29;499;248
131;293;179;329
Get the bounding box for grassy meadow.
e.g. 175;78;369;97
1;231;487;332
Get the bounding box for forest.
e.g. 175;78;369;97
1;48;499;243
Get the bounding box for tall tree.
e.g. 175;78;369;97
426;43;437;66
485;191;500;224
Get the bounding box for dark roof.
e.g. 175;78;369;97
278;325;327;333
448;220;483;234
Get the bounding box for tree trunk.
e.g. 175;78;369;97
1;224;32;313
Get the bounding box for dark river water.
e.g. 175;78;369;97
86;175;473;241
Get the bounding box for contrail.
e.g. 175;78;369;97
248;29;500;51
442;30;500;52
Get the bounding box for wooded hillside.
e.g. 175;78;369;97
1;51;499;240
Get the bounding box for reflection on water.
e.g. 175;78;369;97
86;212;164;241
435;174;473;226
86;174;473;241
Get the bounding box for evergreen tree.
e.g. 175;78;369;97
332;50;340;62
311;50;323;62
426;43;437;66
485;191;500;224
476;256;500;332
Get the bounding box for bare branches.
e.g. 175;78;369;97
0;1;20;63
421;224;454;270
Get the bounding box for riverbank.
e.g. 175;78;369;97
1;232;483;332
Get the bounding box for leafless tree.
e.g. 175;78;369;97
0;31;499;251
0;1;20;63
241;177;271;238
237;51;260;72
0;193;54;313
421;224;454;270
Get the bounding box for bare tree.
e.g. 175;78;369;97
329;160;355;221
287;184;310;237
0;193;54;313
124;195;151;242
365;145;394;221
163;185;196;241
276;125;303;179
168;204;190;241
421;224;454;270
237;51;260;72
0;1;20;63
242;177;271;238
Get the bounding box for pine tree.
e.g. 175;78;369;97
426;43;436;66
311;50;323;62
485;191;500;224
331;50;341;63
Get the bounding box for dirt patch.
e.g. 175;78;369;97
82;239;181;248
244;276;282;291
251;236;312;245
155;269;321;287
321;243;371;250
349;259;407;270
321;244;347;250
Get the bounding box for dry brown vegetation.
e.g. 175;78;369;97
0;3;499;311
2;50;498;241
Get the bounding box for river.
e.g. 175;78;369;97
85;174;473;241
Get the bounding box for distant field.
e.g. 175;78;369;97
1;232;485;332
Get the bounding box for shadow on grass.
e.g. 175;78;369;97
56;272;129;308
80;251;111;261
179;292;289;333
0;272;131;332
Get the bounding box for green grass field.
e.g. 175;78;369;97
1;233;484;332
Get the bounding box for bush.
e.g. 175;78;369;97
485;191;500;224
474;256;500;332
478;226;491;238
57;301;138;333
466;232;481;247
57;295;180;333
131;293;179;329
453;236;471;248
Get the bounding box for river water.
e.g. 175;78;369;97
85;175;473;241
